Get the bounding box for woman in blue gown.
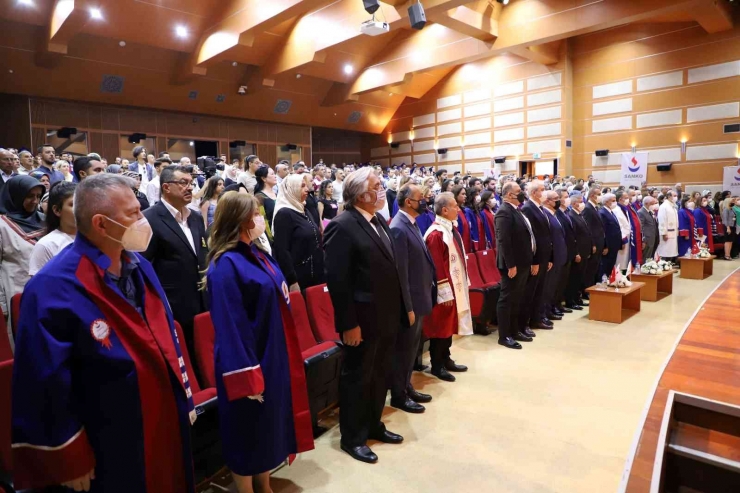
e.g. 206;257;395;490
206;191;314;492
677;195;697;257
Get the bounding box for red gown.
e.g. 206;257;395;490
423;230;466;339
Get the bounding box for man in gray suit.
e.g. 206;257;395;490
389;184;437;413
639;196;660;261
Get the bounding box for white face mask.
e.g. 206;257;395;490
630;196;637;203
105;216;153;252
609;202;618;210
671;196;678;203
637;194;643;200
474;195;481;204
564;198;571;208
577;202;585;212
651;204;659;212
249;214;266;241
361;188;386;211
686;202;695;211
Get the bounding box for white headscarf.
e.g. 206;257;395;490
273;174;305;224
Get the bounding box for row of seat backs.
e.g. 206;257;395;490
467;250;501;289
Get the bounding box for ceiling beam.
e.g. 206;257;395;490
350;0;705;95
321;82;360;107
692;0;733;33
428;4;500;42
510;41;561;66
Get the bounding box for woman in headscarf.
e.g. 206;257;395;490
123;171;150;211
0;176;46;324
272;174;324;291
29;169;50;192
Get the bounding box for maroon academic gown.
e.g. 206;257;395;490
423;228;466;339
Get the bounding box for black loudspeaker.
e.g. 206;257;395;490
56;127;78;138
724;123;740;134
363;0;380;14
493;156;506;164
229;140;246;147
286;144;298;150
408;2;426;30
595;149;609;157
128;133;147;144
437;148;448;155
390;142;400;149
656;163;672;172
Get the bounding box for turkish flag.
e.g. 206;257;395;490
609;265;618;284
691;243;700;255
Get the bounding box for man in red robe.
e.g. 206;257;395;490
423;192;473;383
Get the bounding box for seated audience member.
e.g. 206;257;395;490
123;171;150;211
273;174;325;291
423;192;472;382
0;176;46;325
29;181;76;275
205;191;314;493
12;173;197;492
416;185;435;235
317;179;338;228
198;175;224;228
73;156;106;182
677;195;697;257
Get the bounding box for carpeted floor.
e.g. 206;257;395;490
204;260;740;493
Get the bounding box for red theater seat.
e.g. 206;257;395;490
193;313;216;389
10;294;21;338
289;292;342;431
466;254;497;289
173;322;216;407
0;359;12;478
465;254;500;330
0;318;10;363
476;250;501;285
304;284;341;343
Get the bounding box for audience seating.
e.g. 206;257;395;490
476;250;501;285
0;319;10;363
0;359;13;490
193;313;216;389
466;254;500;330
173;322;216;407
289;292;342;432
305;285;341;343
9;295;20;339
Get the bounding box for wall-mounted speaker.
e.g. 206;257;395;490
566;140;573;148
128;133;147;144
724;123;740;134
286;144;298;150
656;163;672;172
437;148;448;155
230;140;246;147
56;127;78;138
390;142;400;149
595;149;609;157
408;2;426;30
363;0;380;14
493;156;506;164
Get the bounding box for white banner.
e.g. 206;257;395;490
620;152;648;188
723;165;740;193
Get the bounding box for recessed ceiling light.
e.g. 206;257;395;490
343;64;353;75
8;69;13;74
119;40;126;47
296;73;301;79
18;0;33;6
389;93;393;96
232;61;237;67
90;8;103;20
175;25;188;38
334;113;337;116
189;141;194;146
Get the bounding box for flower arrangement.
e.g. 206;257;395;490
698;246;711;258
606;265;632;288
640;260;660;275
657;259;673;271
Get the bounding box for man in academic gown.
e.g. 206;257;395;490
12;174;196;493
423;192;473;381
657;190;679;261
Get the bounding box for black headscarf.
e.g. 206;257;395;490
0;175;46;233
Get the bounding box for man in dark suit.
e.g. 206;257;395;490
389;184;436;413
554;189;577;315
495;182;535;350
639;196;660;261
598;193;623;278
142;165;208;362
566;191;593;309
542;191;567;322
324;167;407;464
521;181;553;334
582;187;605;292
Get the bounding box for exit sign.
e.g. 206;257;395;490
533;152;541;159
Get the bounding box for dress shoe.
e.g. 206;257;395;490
474;324;492;336
413;363;429;372
407;387;432;403
514;331;533;342
341;444;378;464
369;429;404;444
565;303;583;311
547;312;563;321
431;367;456;382
522;327;536;338
581;292;590;300
540;318;554;327
390;397;425;414
445;360;468;372
531;321;554;330
498;337;522;349
552;307;565;316
560;306;573;313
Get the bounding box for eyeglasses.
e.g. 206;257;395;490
165;179;194;189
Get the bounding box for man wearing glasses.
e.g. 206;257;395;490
142;165;209;364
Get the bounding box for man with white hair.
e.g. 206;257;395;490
11;174;196;492
657;189;679;262
598;193;623;277
639;196;660;260
324;167;407;464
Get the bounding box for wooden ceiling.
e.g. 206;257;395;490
0;0;735;134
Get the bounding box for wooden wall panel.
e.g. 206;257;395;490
0;94;31;151
31;127;46;151
102;133;119;162
256;144;277;167
89;132;103;156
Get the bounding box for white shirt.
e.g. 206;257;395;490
162;198;195;252
146;175;160;205
398;209;416;224
358;206;391;243
1;171;15;182
29;229;75;275
331;180;344;204
237;171;257;194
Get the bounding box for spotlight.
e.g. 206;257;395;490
175;25;188;38
189;141;194;146
496;0;510;4
237;85;247;95
90;8;103;20
18;0;34;6
408;1;426;30
363;0;380;14
343;64;353;75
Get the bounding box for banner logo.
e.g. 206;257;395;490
628;156;640;172
735;168;740;182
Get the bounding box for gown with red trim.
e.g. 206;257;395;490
207;241;314;476
11;234;196;493
456;210;472;253
678;208;697;257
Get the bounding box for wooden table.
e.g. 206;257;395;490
629;270;674;302
678;255;715;280
585;282;645;324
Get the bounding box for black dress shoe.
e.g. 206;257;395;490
560;306;573;313
413;363;429;372
498;337;522;349
445;360;468;372
341;444;378;464
514;331;533;342
581;292;590;300
407;388;432;403
579;300;589;307
474;323;492;336
522;327;536;338
431;367;456;382
531;321;554;330
390;397;425;414
369;429;404;444
547;312;563;321
565;303;583;310
552;307;565;316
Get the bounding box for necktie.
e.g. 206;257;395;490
413;221;424;241
370;216;394;259
519;208;536;254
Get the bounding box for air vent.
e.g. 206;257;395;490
188;90;199;100
390;142;400;149
566;139;572;148
724;123;740;134
216;94;226;103
347;111;363;124
100;75;124;94
274;99;292;114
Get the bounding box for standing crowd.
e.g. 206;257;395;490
1;143;739;493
